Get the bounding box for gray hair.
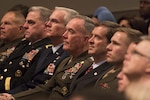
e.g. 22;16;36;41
28;6;51;22
70;15;95;35
55;6;79;25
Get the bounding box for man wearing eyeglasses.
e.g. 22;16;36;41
122;36;150;84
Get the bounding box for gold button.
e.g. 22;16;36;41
4;69;7;72
0;75;3;80
62;86;68;95
15;70;22;77
9;61;12;65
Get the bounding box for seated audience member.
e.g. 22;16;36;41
139;0;150;31
118;36;150;99
92;6;116;24
0;6;51;92
118;15;147;34
0;14;95;100
67;21;120;96
9;6;78;94
95;27;143;91
0;5;29;62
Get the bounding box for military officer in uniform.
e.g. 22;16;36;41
2;14;95;100
8;6;80;94
0;6;51;92
95;28;143;91
0;5;29;62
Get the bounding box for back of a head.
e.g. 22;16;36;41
8;4;29;18
93;6;116;22
118;15;147;34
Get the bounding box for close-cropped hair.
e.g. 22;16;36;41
9;11;26;24
98;21;120;43
8;4;29;18
116;27;143;44
28;6;51;22
70;15;95;35
54;6;79;25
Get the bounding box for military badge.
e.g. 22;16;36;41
44;63;55;75
100;83;110;89
61;86;68;95
0;47;15;62
15;70;22;77
23;49;39;61
62;61;84;80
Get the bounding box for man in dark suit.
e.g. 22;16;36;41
95;28;143;91
68;21;120;96
0;6;51;92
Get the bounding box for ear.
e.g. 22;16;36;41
18;25;25;33
84;35;90;42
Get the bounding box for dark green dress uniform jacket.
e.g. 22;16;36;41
94;67;121;92
0;38;51;92
13;51;92;100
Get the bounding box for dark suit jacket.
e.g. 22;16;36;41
13;51;92;100
0;38;51;92
68;61;112;96
95;67;121;92
10;45;69;94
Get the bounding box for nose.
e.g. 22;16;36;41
63;30;68;39
106;43;112;51
117;71;123;80
23;22;28;30
88;35;94;44
45;20;51;27
0;23;4;29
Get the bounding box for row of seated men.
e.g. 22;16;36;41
0;4;149;100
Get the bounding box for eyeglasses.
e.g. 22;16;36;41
132;49;150;59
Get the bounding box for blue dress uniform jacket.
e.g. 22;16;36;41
0;38;51;92
13;51;92;100
68;61;112;96
9;45;69;94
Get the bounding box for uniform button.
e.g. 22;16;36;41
45;80;49;84
0;75;3;80
4;69;7;72
9;61;12;65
